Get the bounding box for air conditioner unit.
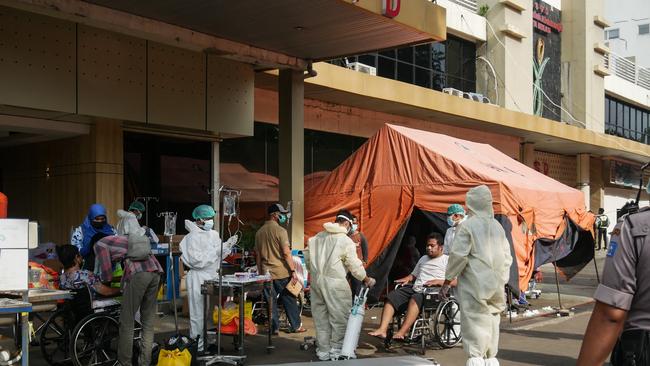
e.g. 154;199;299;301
348;62;377;76
468;93;492;104
442;87;464;97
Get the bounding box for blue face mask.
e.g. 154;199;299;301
351;223;358;233
278;214;287;225
447;217;455;227
202;219;214;231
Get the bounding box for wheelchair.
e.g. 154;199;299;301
385;285;462;355
39;285;142;366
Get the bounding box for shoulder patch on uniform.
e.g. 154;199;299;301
607;241;618;257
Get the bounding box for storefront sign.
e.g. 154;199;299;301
532;0;562;121
609;160;650;189
382;0;401;18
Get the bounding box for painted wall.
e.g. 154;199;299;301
254;88;523;159
604;0;650;69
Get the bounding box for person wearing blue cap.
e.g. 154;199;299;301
180;204;238;350
444;203;466;255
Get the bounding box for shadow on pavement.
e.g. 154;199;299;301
498;348;578;366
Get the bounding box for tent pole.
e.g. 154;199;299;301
593;254;600;284
553;263;563;310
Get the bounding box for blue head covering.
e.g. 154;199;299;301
80;203;114;256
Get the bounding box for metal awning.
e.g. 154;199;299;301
81;0;446;61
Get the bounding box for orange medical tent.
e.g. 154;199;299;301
304;124;595;294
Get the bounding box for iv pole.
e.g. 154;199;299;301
202;186;242;366
136;196;159;227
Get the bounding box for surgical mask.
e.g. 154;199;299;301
278;214;287;225
91;221;105;229
202;219;214;231
447;217;455;227
135;212;142;220
351;223;358;233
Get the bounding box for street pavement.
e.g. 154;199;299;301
14;250;608;365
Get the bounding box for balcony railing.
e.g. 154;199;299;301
604;51;650;91
444;0;478;13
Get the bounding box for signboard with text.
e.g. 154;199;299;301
532;0;562;121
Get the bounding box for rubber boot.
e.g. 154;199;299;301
466;357;486;366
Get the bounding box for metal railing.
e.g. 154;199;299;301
446;0;478;13
604;51;650;90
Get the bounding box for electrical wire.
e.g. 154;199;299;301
479;15;650;157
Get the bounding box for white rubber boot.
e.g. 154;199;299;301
485;358;500;366
466;357;486;366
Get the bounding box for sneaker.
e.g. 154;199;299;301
316;350;330;361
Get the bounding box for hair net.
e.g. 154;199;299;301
128;200;146;212
447;203;466;216
192;204;216;220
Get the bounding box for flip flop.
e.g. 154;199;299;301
368;332;386;340
290;327;308;333
392;334;406;341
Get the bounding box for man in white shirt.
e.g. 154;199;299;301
369;232;456;340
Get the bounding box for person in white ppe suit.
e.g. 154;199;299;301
180;204;238;351
440;185;512;366
116;200;159;244
444;203;466;255
305;209;376;361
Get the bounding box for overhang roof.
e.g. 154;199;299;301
257;62;650;163
81;0;446;61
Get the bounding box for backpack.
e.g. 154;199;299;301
127;233;152;261
597;215;610;229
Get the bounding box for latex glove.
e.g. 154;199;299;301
439;284;450;301
363;277;376;288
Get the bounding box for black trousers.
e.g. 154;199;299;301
597;229;608;250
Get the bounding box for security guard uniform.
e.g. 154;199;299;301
594;207;650;365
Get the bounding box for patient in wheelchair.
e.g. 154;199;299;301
369;233;456;340
56;244;121;298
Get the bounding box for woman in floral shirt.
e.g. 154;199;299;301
56;245;120;298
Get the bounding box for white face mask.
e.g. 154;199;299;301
202;219;214;231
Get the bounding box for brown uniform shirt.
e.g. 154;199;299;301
255;220;291;280
594;208;650;331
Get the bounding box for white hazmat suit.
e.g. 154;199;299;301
180;220;236;350
305;222;367;360
116;209;159;243
445;185;513;366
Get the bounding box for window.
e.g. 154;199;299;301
605;95;650;144
327;35;476;93
606;28;620;39
640;24;650;35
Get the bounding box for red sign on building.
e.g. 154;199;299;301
382;0;401;18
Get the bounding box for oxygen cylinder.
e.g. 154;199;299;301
340;287;369;359
0;192;7;218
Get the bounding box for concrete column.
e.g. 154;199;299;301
92;119;123;225
561;0;605;132
521;142;536;167
279;69;305;249
478;0;534;114
211;141;220;231
577;153;591;210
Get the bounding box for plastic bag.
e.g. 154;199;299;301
28;262;59;289
158;348;191;366
212;301;257;335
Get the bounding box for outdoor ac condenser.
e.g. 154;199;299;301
442;87;464;97
348;62;377;75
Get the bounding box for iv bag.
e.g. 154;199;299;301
223;194;237;217
163;212;177;236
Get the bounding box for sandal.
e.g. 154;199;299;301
290;327;308;333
